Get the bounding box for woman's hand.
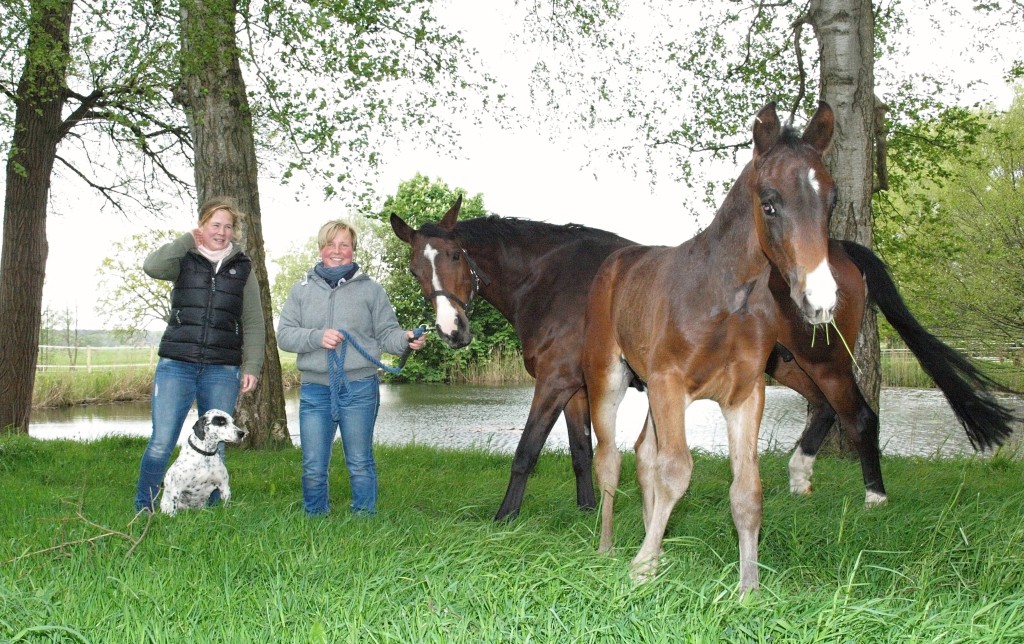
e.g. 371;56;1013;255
406;330;427;351
241;374;258;393
321;329;345;350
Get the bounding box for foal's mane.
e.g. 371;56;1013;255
421;215;630;248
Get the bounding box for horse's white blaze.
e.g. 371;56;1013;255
804;258;837;319
424;244;460;335
807;168;820;194
788;445;815;495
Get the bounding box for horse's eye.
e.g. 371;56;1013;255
761;202;777;217
451;251;461;262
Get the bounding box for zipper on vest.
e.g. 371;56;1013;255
199;273;216;361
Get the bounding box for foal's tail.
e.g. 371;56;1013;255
841;240;1020;450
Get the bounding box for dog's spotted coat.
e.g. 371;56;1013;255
160;410;247;516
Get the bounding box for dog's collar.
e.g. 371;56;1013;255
187;436;218;457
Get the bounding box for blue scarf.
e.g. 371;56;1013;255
314;262;359;288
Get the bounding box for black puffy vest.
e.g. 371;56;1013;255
158;250;252;366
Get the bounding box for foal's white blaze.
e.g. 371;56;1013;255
807;168;820;194
424;244;460;335
803;258;837;322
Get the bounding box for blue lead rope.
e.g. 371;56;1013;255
327;326;427;422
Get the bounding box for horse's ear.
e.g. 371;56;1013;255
801;101;835;155
752;102;781;158
439;195;463;231
390;213;415;244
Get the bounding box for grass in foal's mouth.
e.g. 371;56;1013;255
811;319;861;373
2;435;1024;641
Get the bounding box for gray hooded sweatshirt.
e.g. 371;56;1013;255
277;269;410;386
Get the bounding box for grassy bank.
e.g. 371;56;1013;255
1;435;1023;641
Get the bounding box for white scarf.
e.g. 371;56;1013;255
197;243;232;271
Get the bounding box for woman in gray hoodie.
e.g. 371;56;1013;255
278;219;426;515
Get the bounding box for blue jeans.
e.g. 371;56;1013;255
134;358;241;511
299;377;380;515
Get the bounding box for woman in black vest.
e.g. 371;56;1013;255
134;196;265;512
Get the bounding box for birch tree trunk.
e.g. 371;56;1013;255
0;0;74;432
808;0;881;450
176;0;289;449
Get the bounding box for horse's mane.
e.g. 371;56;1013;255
421;214;632;248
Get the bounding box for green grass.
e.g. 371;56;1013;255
2;435;1023;641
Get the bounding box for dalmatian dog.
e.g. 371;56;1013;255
160;409;247;516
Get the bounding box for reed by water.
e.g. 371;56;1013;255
31;345;1023;409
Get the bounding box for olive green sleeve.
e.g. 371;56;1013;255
240;271;266;377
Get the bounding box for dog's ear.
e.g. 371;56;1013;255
192;417;207;440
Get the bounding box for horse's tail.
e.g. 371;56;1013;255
841;239;1020;450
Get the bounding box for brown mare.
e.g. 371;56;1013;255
390;128;1017;532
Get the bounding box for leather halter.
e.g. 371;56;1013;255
426;248;491;314
187;436;218;457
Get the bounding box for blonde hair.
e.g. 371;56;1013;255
317;220;358;253
198;196;242;227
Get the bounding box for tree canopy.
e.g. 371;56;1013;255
876;89;1024;353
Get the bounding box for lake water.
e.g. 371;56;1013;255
28;384;1024;458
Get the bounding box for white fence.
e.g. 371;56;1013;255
36;345;159;372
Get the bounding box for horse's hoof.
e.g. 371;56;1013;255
864;491;888;507
738;581;759;599
790;480;813;495
629;552;660;585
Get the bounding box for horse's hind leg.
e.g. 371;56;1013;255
495;384;574;521
630;382;690;584
586;357;631;554
792;360;886;507
564;389;596;511
633;410;656;530
832;384;885;506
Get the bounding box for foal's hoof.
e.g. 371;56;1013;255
864;491;888;507
629;559;658;585
629;549;664;585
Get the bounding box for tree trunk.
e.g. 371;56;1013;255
176;0;289;449
808;0;881;453
0;0;74;432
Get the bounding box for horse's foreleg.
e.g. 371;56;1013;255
630;385;690;584
722;386;765;596
564;389;596;511
495;386;572;521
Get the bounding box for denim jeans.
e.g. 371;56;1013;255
299;377;380;515
134;358;241;511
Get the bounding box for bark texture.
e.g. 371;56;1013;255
176;0;289;448
0;0;74;432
